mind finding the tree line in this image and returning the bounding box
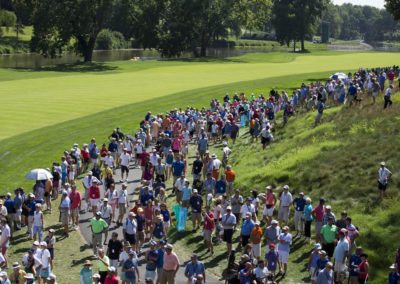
[0,0,399,61]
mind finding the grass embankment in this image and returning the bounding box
[1,51,399,282]
[0,26,32,54]
[171,97,400,284]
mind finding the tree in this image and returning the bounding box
[272,0,326,51]
[0,9,16,36]
[31,0,114,62]
[385,0,400,20]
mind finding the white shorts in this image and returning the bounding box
[278,250,289,264]
[310,267,316,281]
[334,261,347,273]
[263,206,274,217]
[90,198,100,207]
[252,243,261,258]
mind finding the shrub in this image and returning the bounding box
[95,29,128,50]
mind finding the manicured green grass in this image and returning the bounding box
[1,51,400,141]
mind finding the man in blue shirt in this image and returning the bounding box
[123,250,139,284]
[347,83,357,107]
[184,254,206,283]
[172,159,185,184]
[189,189,203,232]
[139,187,154,207]
[215,175,227,197]
[13,188,23,230]
[240,213,255,247]
[4,193,15,232]
[292,192,306,237]
[156,241,165,283]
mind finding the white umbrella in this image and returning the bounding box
[25,169,53,180]
[330,72,348,81]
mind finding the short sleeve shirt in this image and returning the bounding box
[320,224,337,243]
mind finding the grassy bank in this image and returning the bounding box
[169,96,400,283]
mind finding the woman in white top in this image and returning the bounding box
[32,204,44,242]
[105,185,118,222]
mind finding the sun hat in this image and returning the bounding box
[165,244,173,250]
[0,271,7,277]
[93,273,101,279]
[33,241,40,246]
[96,211,102,216]
[103,198,108,202]
[380,161,386,166]
[283,185,289,190]
[12,262,20,268]
[314,243,322,250]
[271,220,278,225]
[108,266,116,272]
[226,206,232,210]
[40,241,47,247]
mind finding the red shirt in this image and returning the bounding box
[69,191,81,209]
[203,211,215,230]
[89,185,100,199]
[312,205,325,222]
[104,275,119,284]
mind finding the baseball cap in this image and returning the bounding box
[314,243,322,250]
[271,220,278,225]
[96,211,102,216]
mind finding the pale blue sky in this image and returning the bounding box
[333,0,385,9]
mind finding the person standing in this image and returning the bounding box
[357,254,369,284]
[59,191,71,237]
[145,241,159,281]
[278,185,293,226]
[82,171,96,212]
[32,204,44,242]
[303,198,313,242]
[202,206,214,255]
[316,262,333,284]
[0,219,11,269]
[120,148,131,183]
[107,232,122,269]
[40,241,53,282]
[378,161,392,199]
[230,189,243,229]
[312,198,326,242]
[277,226,292,277]
[184,254,205,284]
[224,165,236,196]
[240,213,255,248]
[96,249,110,284]
[13,188,23,231]
[189,189,203,232]
[69,185,82,230]
[90,212,108,255]
[293,192,306,238]
[333,229,349,283]
[263,186,277,226]
[221,206,236,256]
[116,184,129,226]
[384,84,394,109]
[320,217,337,258]
[123,212,137,246]
[99,198,113,244]
[160,244,180,284]
[250,221,263,261]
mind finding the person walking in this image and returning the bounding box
[378,161,392,199]
[69,185,81,230]
[333,229,349,283]
[184,254,205,284]
[293,192,306,237]
[122,212,137,246]
[99,198,113,244]
[277,226,292,277]
[384,84,394,109]
[262,186,277,226]
[160,244,180,284]
[202,206,214,255]
[316,262,333,284]
[90,212,108,255]
[221,206,236,256]
[107,232,122,269]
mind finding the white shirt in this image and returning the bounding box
[82,175,97,189]
[223,147,231,158]
[123,141,132,152]
[99,204,112,219]
[0,206,7,217]
[118,189,128,204]
[41,248,51,268]
[33,211,43,227]
[240,203,255,219]
[103,156,114,167]
[150,154,160,167]
[135,144,144,154]
[378,167,392,184]
[33,248,43,268]
[212,159,222,170]
[0,224,10,247]
[174,178,188,192]
[280,192,293,207]
[120,153,131,167]
[254,266,269,279]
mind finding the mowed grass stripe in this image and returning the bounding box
[0,70,334,191]
[1,52,400,140]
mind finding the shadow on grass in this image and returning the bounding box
[6,62,119,73]
[71,255,93,266]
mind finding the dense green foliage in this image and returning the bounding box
[272,0,326,51]
[30,0,114,62]
[0,9,16,35]
[95,29,127,50]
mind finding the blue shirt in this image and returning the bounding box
[303,204,313,221]
[185,261,205,278]
[241,219,255,236]
[27,200,37,216]
[349,254,361,276]
[172,161,185,177]
[156,249,164,268]
[239,268,252,284]
[140,192,154,207]
[293,197,306,211]
[215,180,226,195]
[153,222,164,239]
[14,195,23,210]
[348,85,357,96]
[4,199,15,214]
[265,251,279,271]
[182,187,192,201]
[190,195,203,213]
[389,272,400,284]
[108,142,118,152]
[123,258,137,280]
[160,209,170,222]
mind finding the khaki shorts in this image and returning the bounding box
[191,212,201,223]
[138,231,145,242]
[71,208,79,218]
[203,229,212,242]
[119,204,127,215]
[61,211,70,225]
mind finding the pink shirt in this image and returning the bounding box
[69,191,81,209]
[312,205,325,222]
[163,252,180,270]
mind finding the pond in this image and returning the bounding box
[0,47,271,69]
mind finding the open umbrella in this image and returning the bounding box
[25,169,53,180]
[330,72,348,81]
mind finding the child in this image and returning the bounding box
[265,243,280,281]
[32,204,44,242]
